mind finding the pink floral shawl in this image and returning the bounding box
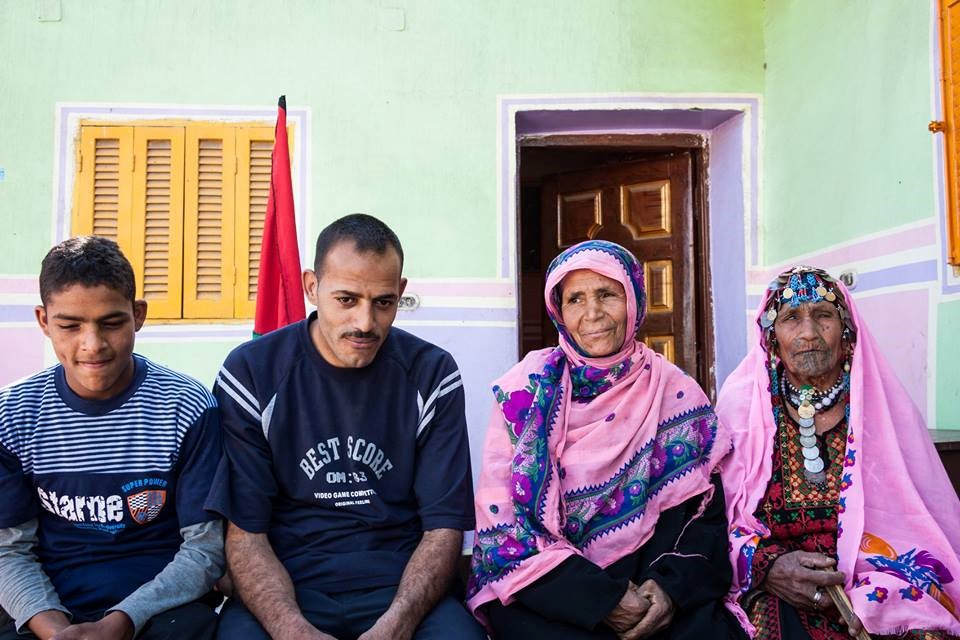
[718,278,960,636]
[466,240,731,621]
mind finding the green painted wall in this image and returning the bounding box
[761,0,934,263]
[0,0,763,278]
[937,299,960,428]
[135,340,239,389]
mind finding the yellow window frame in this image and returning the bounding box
[941,0,960,264]
[72,120,289,322]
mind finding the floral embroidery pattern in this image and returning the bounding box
[844,449,856,467]
[854,575,871,588]
[561,407,718,548]
[737,541,758,593]
[470,350,566,597]
[496,351,565,520]
[569,358,632,403]
[468,523,539,595]
[901,586,924,601]
[861,532,958,617]
[472,361,717,594]
[498,388,534,439]
[840,473,853,492]
[867,587,889,603]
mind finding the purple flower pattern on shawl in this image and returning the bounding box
[569,359,633,404]
[500,389,534,437]
[867,587,889,603]
[471,350,566,593]
[561,409,718,548]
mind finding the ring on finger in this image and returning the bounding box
[813,589,823,608]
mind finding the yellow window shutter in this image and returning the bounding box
[74,126,134,258]
[183,125,236,319]
[130,127,185,319]
[943,0,960,264]
[234,126,275,319]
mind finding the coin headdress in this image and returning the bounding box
[759,266,857,353]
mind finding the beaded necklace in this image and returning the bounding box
[779,370,850,485]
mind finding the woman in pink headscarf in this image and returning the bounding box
[467,240,744,639]
[718,266,960,639]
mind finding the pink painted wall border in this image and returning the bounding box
[747,221,938,285]
[0,277,513,301]
[405,280,514,297]
[0,278,38,294]
[746,261,939,311]
[0,326,46,387]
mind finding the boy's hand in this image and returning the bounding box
[51,611,133,640]
[26,610,70,640]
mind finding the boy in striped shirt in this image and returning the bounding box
[0,237,224,640]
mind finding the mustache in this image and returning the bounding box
[341,330,380,341]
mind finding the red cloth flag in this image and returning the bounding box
[254,95,306,336]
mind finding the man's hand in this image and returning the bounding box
[226,523,338,640]
[618,579,674,640]
[214,570,235,598]
[281,619,339,640]
[604,582,650,634]
[763,551,845,613]
[356,529,461,640]
[356,608,414,640]
[49,611,133,640]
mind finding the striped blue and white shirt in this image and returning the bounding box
[0,355,221,620]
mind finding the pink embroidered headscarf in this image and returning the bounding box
[718,266,960,636]
[467,240,731,622]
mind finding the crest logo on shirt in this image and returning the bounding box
[126,490,166,524]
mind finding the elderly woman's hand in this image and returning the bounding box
[618,579,674,639]
[605,581,650,634]
[764,551,845,613]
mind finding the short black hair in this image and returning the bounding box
[313,213,404,275]
[39,236,136,305]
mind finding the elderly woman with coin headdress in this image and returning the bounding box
[717,266,960,639]
[466,240,745,640]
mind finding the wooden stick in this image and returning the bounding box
[824,584,872,640]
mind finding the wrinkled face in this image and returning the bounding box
[303,241,407,368]
[35,284,146,400]
[559,269,628,357]
[773,300,845,381]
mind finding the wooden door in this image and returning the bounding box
[528,154,699,376]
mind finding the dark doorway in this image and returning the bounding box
[517,134,715,393]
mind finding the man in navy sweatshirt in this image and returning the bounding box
[208,214,484,640]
